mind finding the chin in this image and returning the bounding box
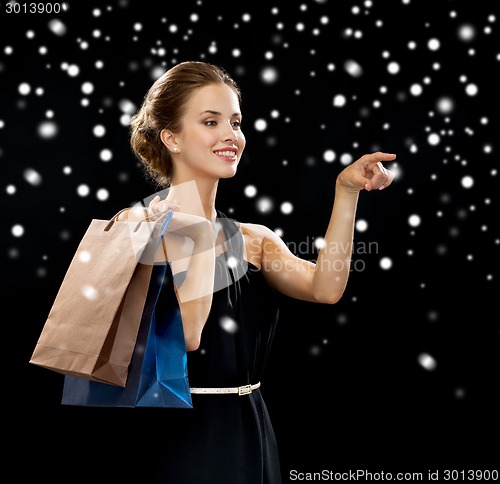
[220,167,238,179]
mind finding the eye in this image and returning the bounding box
[231,120,242,128]
[204,120,217,127]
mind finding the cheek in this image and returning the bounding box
[189,132,217,151]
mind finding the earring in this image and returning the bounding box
[173,147,178,153]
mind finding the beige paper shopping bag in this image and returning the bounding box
[29,208,172,387]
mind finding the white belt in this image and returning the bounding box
[190,382,261,396]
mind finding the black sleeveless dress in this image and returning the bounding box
[150,211,282,484]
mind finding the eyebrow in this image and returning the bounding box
[200,110,242,117]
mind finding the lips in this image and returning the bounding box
[213,149,238,162]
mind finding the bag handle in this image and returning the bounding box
[104,207,173,233]
[104,207,140,231]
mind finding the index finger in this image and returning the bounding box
[362,151,397,169]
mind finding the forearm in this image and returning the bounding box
[176,245,215,303]
[312,181,359,303]
[173,233,215,351]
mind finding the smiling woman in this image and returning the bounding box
[158,83,245,185]
[89,60,395,483]
[129,61,245,189]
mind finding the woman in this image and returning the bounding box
[127,60,395,483]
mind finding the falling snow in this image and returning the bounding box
[2,0,498,470]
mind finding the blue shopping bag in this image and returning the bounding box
[61,259,193,409]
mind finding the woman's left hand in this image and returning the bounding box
[337,151,396,192]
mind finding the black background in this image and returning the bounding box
[1,0,499,481]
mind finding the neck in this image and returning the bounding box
[167,178,218,221]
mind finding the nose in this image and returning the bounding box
[222,124,238,143]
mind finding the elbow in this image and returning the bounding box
[313,289,344,305]
[179,305,211,352]
[184,335,201,352]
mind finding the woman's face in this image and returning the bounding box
[173,83,246,182]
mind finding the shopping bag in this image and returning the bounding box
[29,207,173,387]
[61,262,193,408]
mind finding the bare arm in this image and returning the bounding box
[244,151,396,304]
[162,214,215,352]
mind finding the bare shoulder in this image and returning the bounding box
[240,221,288,250]
[239,221,274,238]
[238,222,281,269]
[239,221,285,246]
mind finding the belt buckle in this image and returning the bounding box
[238,384,252,396]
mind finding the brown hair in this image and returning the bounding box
[129,61,241,187]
